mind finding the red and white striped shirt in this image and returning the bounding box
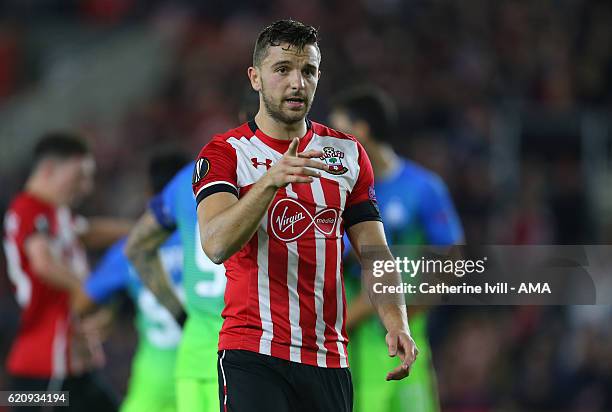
[3,193,91,378]
[193,120,379,368]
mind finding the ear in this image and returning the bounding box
[248,66,261,92]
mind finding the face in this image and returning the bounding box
[48,155,95,206]
[249,43,321,125]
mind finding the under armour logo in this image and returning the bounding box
[251,158,272,170]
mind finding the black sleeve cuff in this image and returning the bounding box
[195,183,239,207]
[148,194,177,231]
[344,200,382,228]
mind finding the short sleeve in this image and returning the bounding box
[418,176,464,245]
[7,203,52,245]
[149,165,190,231]
[343,141,382,228]
[84,239,130,304]
[192,138,238,207]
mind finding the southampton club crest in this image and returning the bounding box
[320,147,348,175]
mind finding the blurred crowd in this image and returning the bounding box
[1,1,612,411]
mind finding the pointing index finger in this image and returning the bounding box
[286,137,300,157]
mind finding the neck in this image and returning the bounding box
[364,140,399,179]
[254,110,307,140]
[25,175,61,206]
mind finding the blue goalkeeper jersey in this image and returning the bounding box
[148,163,226,319]
[148,162,226,380]
[345,157,462,256]
[376,158,463,246]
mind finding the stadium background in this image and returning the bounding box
[0,1,611,411]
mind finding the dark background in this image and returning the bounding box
[1,1,611,411]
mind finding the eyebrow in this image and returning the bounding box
[271,60,318,71]
[271,60,293,68]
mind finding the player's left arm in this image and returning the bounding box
[125,168,187,326]
[78,217,134,249]
[124,210,186,326]
[344,140,417,380]
[347,220,419,381]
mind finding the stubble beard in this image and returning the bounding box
[261,85,313,126]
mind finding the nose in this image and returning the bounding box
[289,69,305,90]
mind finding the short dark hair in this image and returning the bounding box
[33,132,90,164]
[253,19,320,67]
[149,150,190,194]
[331,87,398,141]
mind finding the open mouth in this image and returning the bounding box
[285,97,306,107]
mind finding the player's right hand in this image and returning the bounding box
[263,137,329,188]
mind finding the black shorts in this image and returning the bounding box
[217,349,353,412]
[8,372,119,412]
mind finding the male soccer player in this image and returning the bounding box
[330,87,464,412]
[193,20,418,412]
[125,162,226,411]
[72,152,189,412]
[3,132,129,411]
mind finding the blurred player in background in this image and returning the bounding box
[330,87,463,412]
[125,159,226,411]
[71,151,189,412]
[120,87,261,412]
[3,132,131,411]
